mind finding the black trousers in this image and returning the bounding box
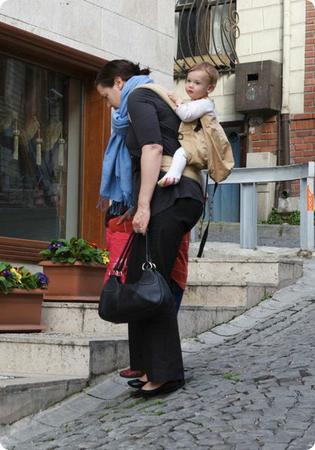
[126,198,203,382]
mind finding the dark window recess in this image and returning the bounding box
[0,56,71,240]
[175,0,240,77]
[248,73,259,81]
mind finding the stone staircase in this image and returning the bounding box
[0,244,304,424]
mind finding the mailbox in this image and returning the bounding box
[235,60,282,114]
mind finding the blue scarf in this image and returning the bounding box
[99,74,153,208]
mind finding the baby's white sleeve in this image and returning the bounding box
[175,98,216,122]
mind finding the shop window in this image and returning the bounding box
[0,56,81,241]
[174,0,240,77]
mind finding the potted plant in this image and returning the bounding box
[39,237,109,301]
[0,262,48,332]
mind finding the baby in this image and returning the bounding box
[158,62,219,187]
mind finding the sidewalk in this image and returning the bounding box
[1,256,315,450]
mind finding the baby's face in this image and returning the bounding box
[185,70,213,100]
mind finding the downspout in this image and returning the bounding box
[279,0,291,197]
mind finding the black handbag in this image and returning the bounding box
[98,232,174,323]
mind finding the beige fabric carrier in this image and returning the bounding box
[139,84,235,183]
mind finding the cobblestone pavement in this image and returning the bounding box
[2,260,315,450]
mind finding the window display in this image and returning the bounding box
[0,57,73,240]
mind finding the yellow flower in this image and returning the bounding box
[10,268,22,283]
[101,252,110,265]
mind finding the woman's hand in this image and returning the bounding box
[132,206,150,235]
[134,143,162,234]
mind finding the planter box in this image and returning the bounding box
[0,289,45,332]
[40,261,106,302]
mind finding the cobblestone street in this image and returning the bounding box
[2,260,315,450]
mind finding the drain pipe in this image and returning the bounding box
[279,0,291,198]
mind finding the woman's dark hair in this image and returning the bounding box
[95,59,151,87]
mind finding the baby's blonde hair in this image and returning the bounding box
[187,62,219,87]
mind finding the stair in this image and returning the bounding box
[187,256,303,288]
[42,302,127,336]
[0,244,304,424]
[1,252,303,379]
[0,333,128,378]
[181,253,302,333]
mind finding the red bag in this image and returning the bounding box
[104,217,189,289]
[103,218,133,284]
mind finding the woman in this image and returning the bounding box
[96,60,203,397]
[96,61,153,286]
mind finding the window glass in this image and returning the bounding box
[0,56,79,240]
[209,3,236,56]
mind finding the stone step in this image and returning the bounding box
[42,302,127,336]
[0,304,241,385]
[0,333,129,379]
[188,256,302,287]
[41,301,243,340]
[0,374,87,426]
[178,305,244,339]
[183,281,277,309]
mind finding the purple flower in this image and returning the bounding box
[48,241,66,251]
[1,269,12,278]
[36,272,48,287]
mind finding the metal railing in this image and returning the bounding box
[174,0,240,76]
[199,162,315,251]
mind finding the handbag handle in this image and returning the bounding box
[113,232,136,273]
[143,232,156,270]
[112,231,155,275]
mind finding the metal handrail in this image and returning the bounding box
[201,162,315,251]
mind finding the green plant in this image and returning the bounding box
[223,371,241,382]
[263,208,284,225]
[0,262,48,294]
[286,210,300,225]
[39,237,109,265]
[262,208,315,226]
[260,290,273,302]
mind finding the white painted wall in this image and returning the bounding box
[0,0,175,87]
[175,0,306,122]
[0,0,307,117]
[238,0,306,115]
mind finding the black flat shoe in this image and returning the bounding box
[140,379,185,397]
[127,379,147,389]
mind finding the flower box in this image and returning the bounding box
[0,262,47,332]
[40,261,106,302]
[39,238,109,302]
[0,289,45,332]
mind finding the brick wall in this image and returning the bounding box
[250,117,278,155]
[291,1,315,168]
[291,114,315,165]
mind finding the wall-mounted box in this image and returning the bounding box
[235,60,282,114]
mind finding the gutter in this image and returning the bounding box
[279,0,291,197]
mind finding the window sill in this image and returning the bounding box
[174,54,231,77]
[0,237,48,264]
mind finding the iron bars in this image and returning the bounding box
[175,0,240,78]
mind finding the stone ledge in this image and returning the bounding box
[0,374,87,425]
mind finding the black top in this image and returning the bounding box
[126,88,203,216]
